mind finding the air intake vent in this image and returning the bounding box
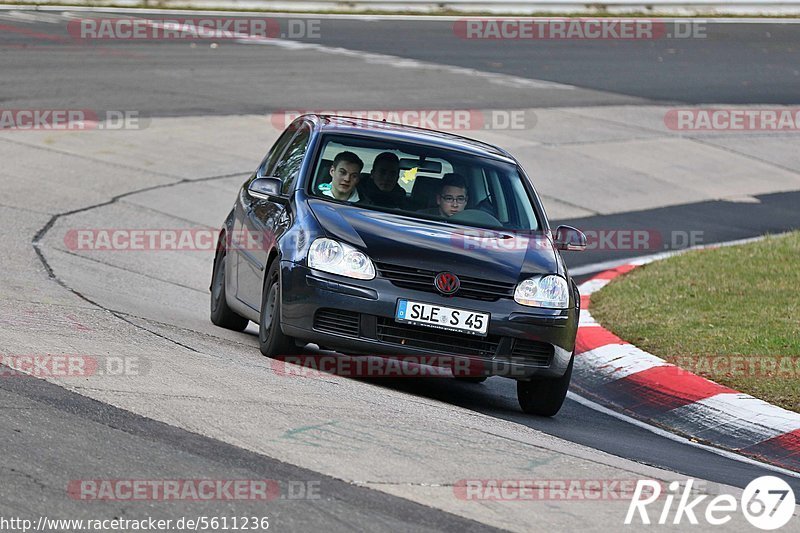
[510,339,554,367]
[376,317,500,357]
[313,309,360,337]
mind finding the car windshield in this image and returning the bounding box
[309,133,540,231]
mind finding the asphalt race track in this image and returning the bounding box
[1,8,800,532]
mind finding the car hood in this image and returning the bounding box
[307,199,558,283]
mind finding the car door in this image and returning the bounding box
[230,126,297,304]
[236,124,311,310]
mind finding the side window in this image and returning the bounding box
[273,126,311,194]
[261,124,300,178]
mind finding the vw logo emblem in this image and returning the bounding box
[434,272,460,295]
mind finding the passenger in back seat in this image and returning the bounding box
[357,152,407,209]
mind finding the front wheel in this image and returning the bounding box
[258,260,298,357]
[210,247,249,332]
[517,356,573,417]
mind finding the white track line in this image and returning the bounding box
[0,9,66,23]
[236,37,577,90]
[2,6,800,22]
[129,16,577,90]
[568,392,800,479]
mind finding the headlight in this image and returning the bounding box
[307,238,375,280]
[514,275,570,309]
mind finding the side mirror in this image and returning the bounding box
[248,177,287,204]
[554,225,587,251]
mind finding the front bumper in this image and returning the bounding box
[280,262,578,379]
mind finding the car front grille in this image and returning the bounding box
[510,339,554,367]
[313,309,360,337]
[375,262,515,301]
[312,309,553,368]
[375,317,500,357]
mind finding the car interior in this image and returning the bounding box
[309,137,539,231]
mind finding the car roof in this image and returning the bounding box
[302,114,517,164]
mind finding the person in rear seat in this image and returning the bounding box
[357,152,407,209]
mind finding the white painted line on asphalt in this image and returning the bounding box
[120,15,573,90]
[236,36,577,90]
[4,6,800,23]
[567,391,800,479]
[0,9,66,23]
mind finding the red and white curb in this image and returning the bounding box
[573,256,800,473]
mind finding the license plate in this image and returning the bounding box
[395,299,489,337]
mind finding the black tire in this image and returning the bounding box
[210,247,249,332]
[517,356,573,417]
[455,377,487,384]
[258,260,298,357]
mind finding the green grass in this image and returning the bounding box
[591,232,800,412]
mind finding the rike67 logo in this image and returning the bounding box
[626,477,796,530]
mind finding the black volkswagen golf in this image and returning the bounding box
[210,115,587,416]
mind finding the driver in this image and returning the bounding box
[420,173,469,218]
[323,151,364,202]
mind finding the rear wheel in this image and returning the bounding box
[517,356,573,417]
[210,246,249,332]
[259,260,298,357]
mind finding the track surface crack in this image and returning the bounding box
[30,170,250,355]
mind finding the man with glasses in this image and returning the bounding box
[420,172,469,218]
